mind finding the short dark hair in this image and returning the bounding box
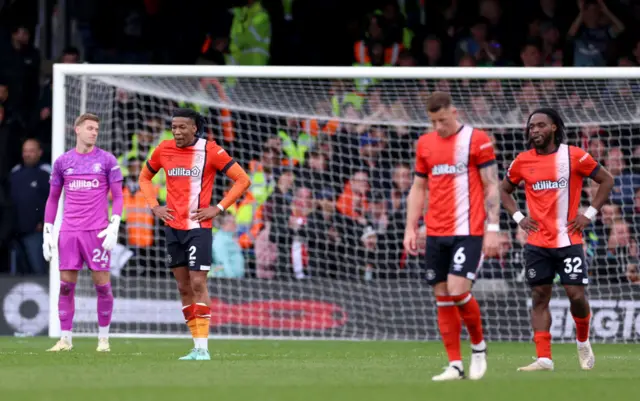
[526,107,566,147]
[62,46,80,57]
[426,91,453,113]
[173,108,205,135]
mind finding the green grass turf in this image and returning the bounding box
[0,338,638,401]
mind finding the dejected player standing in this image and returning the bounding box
[404,92,502,381]
[43,113,124,352]
[139,108,250,361]
[500,108,614,371]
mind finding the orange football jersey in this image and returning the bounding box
[506,144,599,248]
[414,125,496,236]
[147,138,234,230]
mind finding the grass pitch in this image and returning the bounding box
[0,338,637,401]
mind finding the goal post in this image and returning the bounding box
[49,64,640,342]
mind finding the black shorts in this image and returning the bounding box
[424,236,483,285]
[523,244,588,286]
[165,227,212,272]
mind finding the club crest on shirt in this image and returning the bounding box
[63,168,74,175]
[92,163,102,173]
[557,163,568,175]
[195,154,204,164]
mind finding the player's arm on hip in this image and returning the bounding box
[587,164,615,210]
[217,163,251,210]
[500,157,522,217]
[139,163,160,209]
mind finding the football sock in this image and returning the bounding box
[572,312,591,343]
[452,292,485,349]
[182,304,197,346]
[436,295,462,363]
[193,303,211,351]
[534,331,552,360]
[59,281,76,339]
[95,283,113,338]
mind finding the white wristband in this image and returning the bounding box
[216,204,225,212]
[583,206,598,220]
[486,223,500,232]
[512,211,525,224]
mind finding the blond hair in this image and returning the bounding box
[74,113,99,127]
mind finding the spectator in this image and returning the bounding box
[604,218,637,283]
[0,176,12,273]
[456,17,501,66]
[9,138,50,275]
[0,103,22,177]
[605,147,640,215]
[210,213,245,279]
[61,46,81,63]
[0,23,40,122]
[568,0,625,66]
[418,35,446,66]
[229,0,271,66]
[539,21,561,66]
[520,40,542,66]
[336,168,369,221]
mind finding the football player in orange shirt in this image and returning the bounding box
[139,108,250,360]
[404,92,501,381]
[500,108,614,372]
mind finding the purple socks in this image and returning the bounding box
[95,283,114,330]
[58,281,76,331]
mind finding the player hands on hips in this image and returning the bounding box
[404,92,501,381]
[500,108,614,372]
[43,113,124,353]
[139,108,250,361]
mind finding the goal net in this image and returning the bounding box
[48,65,640,342]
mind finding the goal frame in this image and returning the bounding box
[50,64,640,338]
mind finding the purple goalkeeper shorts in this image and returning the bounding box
[58,230,110,271]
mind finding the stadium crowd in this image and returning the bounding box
[1,0,640,285]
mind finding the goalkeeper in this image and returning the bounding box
[139,109,250,360]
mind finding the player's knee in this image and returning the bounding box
[564,286,586,304]
[60,282,74,296]
[446,276,471,296]
[531,287,551,309]
[176,281,192,298]
[189,276,207,296]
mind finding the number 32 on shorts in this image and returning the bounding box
[563,256,583,274]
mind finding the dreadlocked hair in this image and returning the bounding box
[525,107,566,148]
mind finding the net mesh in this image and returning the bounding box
[61,73,640,342]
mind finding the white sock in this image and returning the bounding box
[98,325,110,339]
[471,340,487,352]
[61,330,72,343]
[449,360,463,370]
[194,337,208,350]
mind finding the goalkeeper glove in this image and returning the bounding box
[98,215,121,251]
[42,223,55,262]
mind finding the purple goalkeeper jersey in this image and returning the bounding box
[50,147,123,232]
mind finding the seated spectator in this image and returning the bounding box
[210,213,245,279]
[456,17,502,66]
[418,35,446,66]
[568,0,624,67]
[604,218,638,283]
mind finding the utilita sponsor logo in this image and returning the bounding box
[167,167,201,177]
[528,299,640,340]
[431,163,467,176]
[68,179,99,190]
[532,178,567,191]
